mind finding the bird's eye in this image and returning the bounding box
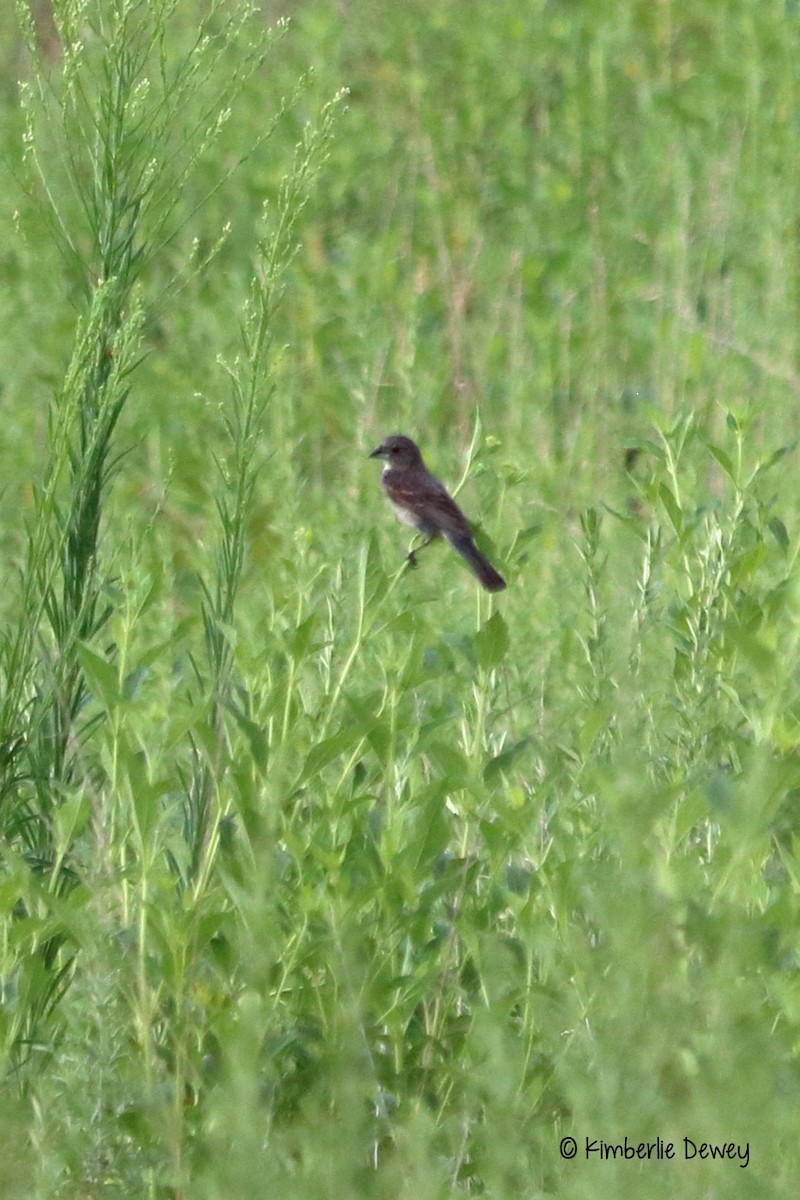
[390,446,399,454]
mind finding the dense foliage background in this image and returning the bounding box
[1,1,799,1196]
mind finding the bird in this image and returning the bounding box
[369,434,507,592]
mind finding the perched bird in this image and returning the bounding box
[369,434,507,592]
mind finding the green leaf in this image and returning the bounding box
[409,788,451,872]
[474,611,510,671]
[76,642,121,709]
[228,702,269,773]
[707,443,735,481]
[483,736,534,783]
[755,441,797,476]
[623,437,664,463]
[53,791,90,852]
[285,614,317,659]
[510,523,543,552]
[297,726,365,785]
[424,740,471,786]
[768,516,789,552]
[658,483,682,534]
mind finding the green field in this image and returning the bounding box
[1,1,799,1196]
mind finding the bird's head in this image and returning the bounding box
[369,434,424,471]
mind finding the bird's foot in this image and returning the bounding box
[405,536,434,570]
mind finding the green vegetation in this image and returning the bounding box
[0,0,799,1195]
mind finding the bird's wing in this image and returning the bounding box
[383,472,472,536]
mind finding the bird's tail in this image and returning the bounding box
[448,533,507,592]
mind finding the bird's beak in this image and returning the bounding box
[369,444,386,459]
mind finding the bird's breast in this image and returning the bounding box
[391,502,422,529]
